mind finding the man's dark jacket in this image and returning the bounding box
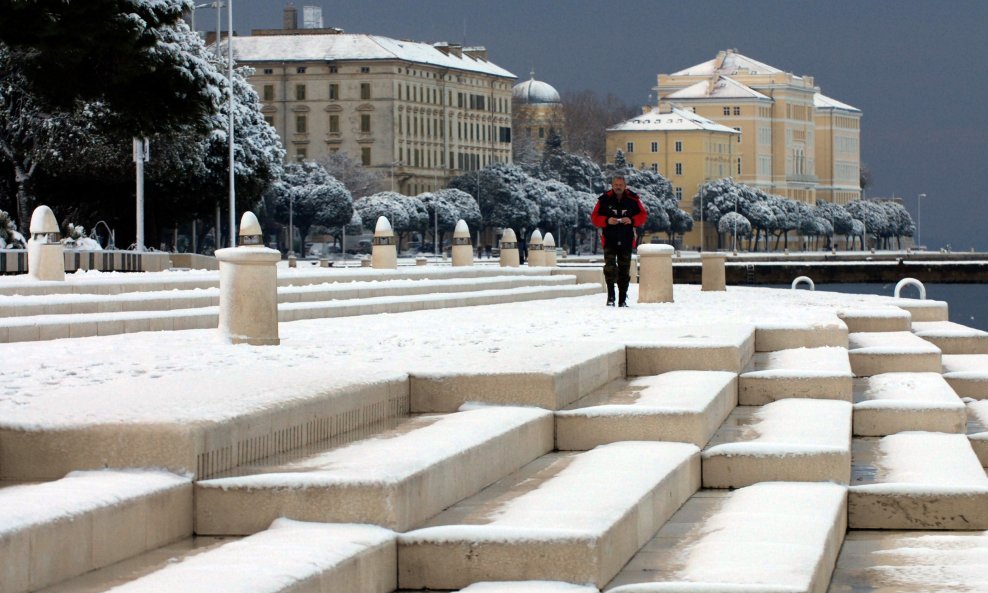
[591,189,648,250]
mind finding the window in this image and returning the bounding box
[675,141,683,153]
[328,84,339,100]
[360,66,370,73]
[296,147,307,162]
[675,187,683,200]
[361,147,371,166]
[626,142,634,153]
[295,115,307,134]
[360,83,371,100]
[296,67,306,74]
[737,158,742,174]
[295,84,306,100]
[650,163,658,172]
[360,114,371,133]
[651,141,658,153]
[734,127,742,142]
[539,127,545,139]
[723,106,731,116]
[263,68,274,75]
[329,65,338,73]
[733,106,741,116]
[499,126,511,143]
[263,85,275,101]
[329,115,339,133]
[675,162,683,175]
[263,115,274,126]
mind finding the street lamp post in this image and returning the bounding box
[917,193,927,250]
[226,0,235,247]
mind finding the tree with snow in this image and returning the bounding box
[266,161,353,253]
[718,212,751,249]
[814,200,854,249]
[449,163,540,238]
[0,208,24,249]
[319,151,385,199]
[354,191,426,245]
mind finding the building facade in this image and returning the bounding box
[227,21,516,195]
[654,49,862,206]
[606,105,739,249]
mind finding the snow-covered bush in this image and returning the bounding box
[0,209,25,249]
[61,222,102,250]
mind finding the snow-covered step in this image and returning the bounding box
[753,315,848,352]
[968,400,988,467]
[409,342,624,412]
[738,347,853,406]
[0,366,408,480]
[0,470,191,593]
[837,307,912,333]
[828,530,988,593]
[849,433,988,529]
[606,482,847,593]
[397,442,700,590]
[847,331,942,376]
[195,407,553,534]
[555,371,736,450]
[912,320,988,354]
[457,583,598,593]
[852,373,966,436]
[701,400,852,488]
[891,297,949,322]
[60,520,396,593]
[941,354,988,399]
[626,323,755,375]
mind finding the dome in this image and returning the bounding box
[512,75,561,105]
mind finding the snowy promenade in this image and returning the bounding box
[0,270,987,592]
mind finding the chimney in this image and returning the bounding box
[434,41,450,56]
[463,46,488,61]
[658,102,674,114]
[447,43,462,58]
[283,4,298,30]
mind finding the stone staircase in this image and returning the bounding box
[2,287,987,593]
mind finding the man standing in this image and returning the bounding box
[591,175,648,306]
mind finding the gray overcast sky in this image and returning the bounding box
[218,0,988,250]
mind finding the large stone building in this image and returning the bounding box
[511,73,565,161]
[653,49,862,206]
[227,11,516,195]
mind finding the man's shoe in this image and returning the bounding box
[618,300,629,308]
[606,297,616,307]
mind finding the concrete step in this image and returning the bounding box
[44,520,396,593]
[555,371,737,450]
[0,366,408,480]
[409,341,624,412]
[702,399,852,488]
[753,314,848,352]
[849,433,988,529]
[0,283,599,343]
[457,583,598,593]
[837,307,912,333]
[195,407,553,533]
[0,470,191,593]
[606,483,847,593]
[968,400,988,467]
[847,331,942,376]
[626,323,755,375]
[827,530,988,593]
[852,373,966,436]
[397,442,700,590]
[941,354,988,399]
[891,297,949,322]
[912,320,988,354]
[739,347,853,406]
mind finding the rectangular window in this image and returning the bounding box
[263,68,274,75]
[626,142,634,153]
[723,106,731,116]
[295,115,307,134]
[296,67,306,74]
[733,106,741,116]
[329,65,338,73]
[650,163,658,172]
[539,127,545,139]
[361,147,371,166]
[329,115,339,133]
[263,84,275,101]
[295,84,306,101]
[263,115,274,126]
[360,114,371,133]
[296,147,307,162]
[651,141,658,153]
[328,83,339,100]
[360,83,371,100]
[737,158,742,175]
[499,126,511,143]
[360,66,370,73]
[675,187,683,200]
[675,162,683,175]
[675,141,683,152]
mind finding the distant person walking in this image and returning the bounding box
[591,175,647,306]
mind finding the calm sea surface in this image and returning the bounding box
[776,283,988,331]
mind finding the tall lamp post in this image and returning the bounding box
[917,193,927,250]
[226,0,236,247]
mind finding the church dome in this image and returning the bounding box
[512,75,561,105]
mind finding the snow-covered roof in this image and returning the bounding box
[672,50,785,77]
[665,76,771,101]
[227,34,516,79]
[814,92,861,113]
[606,106,739,134]
[512,77,561,105]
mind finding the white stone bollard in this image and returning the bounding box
[637,244,675,303]
[701,252,727,291]
[527,229,545,267]
[215,212,281,346]
[451,219,473,267]
[287,255,297,268]
[499,228,519,267]
[27,205,65,281]
[415,256,427,266]
[371,216,397,269]
[543,232,557,267]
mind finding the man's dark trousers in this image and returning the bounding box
[603,246,632,304]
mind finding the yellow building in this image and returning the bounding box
[606,105,738,249]
[227,20,515,195]
[511,73,565,161]
[654,49,862,206]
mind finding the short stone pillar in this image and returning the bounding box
[701,252,727,292]
[637,244,675,303]
[451,219,473,267]
[360,256,371,267]
[287,255,297,268]
[499,228,520,267]
[215,212,281,345]
[415,256,427,266]
[27,205,65,281]
[543,232,557,267]
[371,216,397,269]
[527,229,545,267]
[319,258,330,268]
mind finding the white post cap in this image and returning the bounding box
[454,219,470,237]
[374,216,394,235]
[543,232,555,248]
[29,205,59,234]
[501,228,517,242]
[529,228,543,244]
